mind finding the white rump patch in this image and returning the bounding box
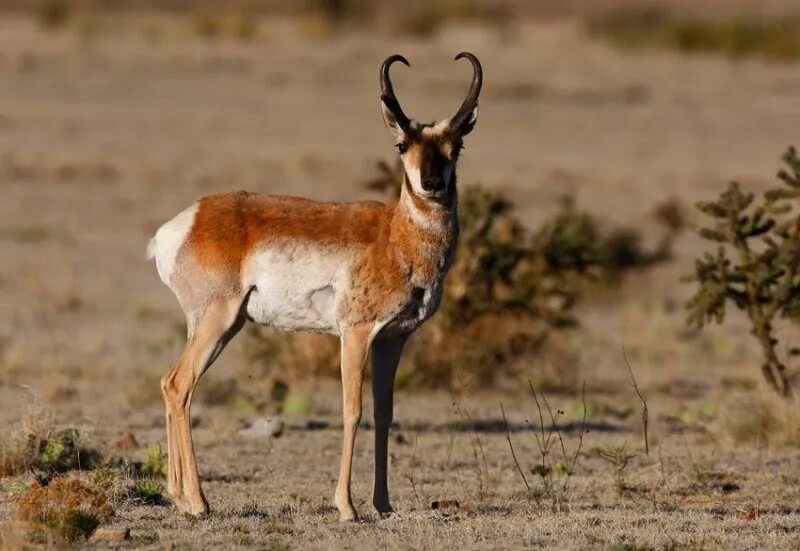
[149,203,198,286]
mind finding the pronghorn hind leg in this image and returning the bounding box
[371,335,406,515]
[334,325,373,522]
[161,296,246,516]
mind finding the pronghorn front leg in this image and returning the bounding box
[371,335,406,516]
[334,325,373,522]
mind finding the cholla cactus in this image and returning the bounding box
[686,146,800,396]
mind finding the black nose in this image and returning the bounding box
[421,178,444,193]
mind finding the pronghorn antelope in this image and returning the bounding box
[148,52,482,521]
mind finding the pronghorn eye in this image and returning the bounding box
[396,142,408,154]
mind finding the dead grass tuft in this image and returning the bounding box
[1,427,102,477]
[0,399,102,477]
[719,391,800,447]
[15,476,114,543]
[0,400,53,477]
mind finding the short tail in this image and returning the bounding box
[146,236,157,260]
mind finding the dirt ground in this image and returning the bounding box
[2,6,800,549]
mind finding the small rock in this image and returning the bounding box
[240,417,284,439]
[92,528,130,541]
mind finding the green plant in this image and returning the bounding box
[686,147,800,396]
[132,480,165,505]
[142,443,167,479]
[594,443,639,493]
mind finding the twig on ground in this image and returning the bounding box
[406,434,422,506]
[622,346,649,455]
[563,382,588,494]
[501,403,531,494]
[528,380,555,476]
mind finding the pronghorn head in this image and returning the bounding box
[380,52,482,204]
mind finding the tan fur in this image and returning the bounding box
[182,188,457,330]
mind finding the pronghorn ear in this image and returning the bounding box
[381,99,405,137]
[454,104,478,136]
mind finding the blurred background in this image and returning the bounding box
[3,1,800,547]
[1,0,800,445]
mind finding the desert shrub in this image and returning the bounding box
[243,161,672,390]
[15,477,113,543]
[390,0,509,37]
[191,11,223,40]
[686,146,800,396]
[590,9,800,61]
[190,11,258,41]
[37,0,70,30]
[230,12,258,41]
[302,0,507,37]
[310,0,371,24]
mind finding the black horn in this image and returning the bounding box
[450,52,482,133]
[380,54,411,131]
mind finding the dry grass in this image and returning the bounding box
[0,398,103,478]
[15,477,113,544]
[299,0,509,37]
[718,390,800,447]
[0,400,53,477]
[0,426,101,478]
[590,8,800,61]
[189,11,259,41]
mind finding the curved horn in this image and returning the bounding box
[380,54,411,131]
[450,52,482,132]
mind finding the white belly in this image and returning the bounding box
[242,245,348,335]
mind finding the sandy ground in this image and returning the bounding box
[1,10,800,549]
